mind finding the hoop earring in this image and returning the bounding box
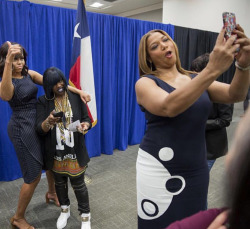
[45,93,55,101]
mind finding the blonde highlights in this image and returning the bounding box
[138,29,193,77]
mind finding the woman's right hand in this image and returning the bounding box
[0,41,21,100]
[206,28,240,77]
[47,111,62,126]
[5,41,21,64]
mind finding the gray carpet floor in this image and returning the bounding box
[0,102,245,229]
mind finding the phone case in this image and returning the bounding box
[222,12,236,40]
[53,111,64,118]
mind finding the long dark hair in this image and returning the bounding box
[43,67,68,100]
[227,110,250,228]
[0,41,29,78]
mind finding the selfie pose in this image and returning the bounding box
[0,41,90,229]
[135,24,250,228]
[36,67,92,229]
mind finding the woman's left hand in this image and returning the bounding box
[77,122,90,133]
[234,24,250,68]
[80,91,91,103]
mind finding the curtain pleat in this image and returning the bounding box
[85,13,174,156]
[0,1,32,181]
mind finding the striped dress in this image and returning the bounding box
[7,75,43,183]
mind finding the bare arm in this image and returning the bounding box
[136,28,239,117]
[28,70,91,103]
[207,71,249,104]
[0,62,14,101]
[0,42,20,101]
[208,25,250,103]
[68,85,91,104]
[136,67,218,117]
[28,70,43,85]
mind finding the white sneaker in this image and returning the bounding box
[57,205,70,229]
[81,213,91,229]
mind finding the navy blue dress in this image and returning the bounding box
[136,75,212,228]
[7,75,43,183]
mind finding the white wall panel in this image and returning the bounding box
[163,0,250,37]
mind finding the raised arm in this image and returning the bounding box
[28,70,43,85]
[208,25,250,103]
[136,28,239,117]
[28,69,91,103]
[0,42,20,101]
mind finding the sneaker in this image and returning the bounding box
[81,213,91,229]
[57,205,70,229]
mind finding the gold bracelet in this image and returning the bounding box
[235,61,250,71]
[45,119,53,129]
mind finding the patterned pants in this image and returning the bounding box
[53,172,90,214]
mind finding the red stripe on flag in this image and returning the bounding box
[69,56,94,123]
[69,56,81,89]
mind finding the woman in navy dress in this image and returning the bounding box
[135,25,250,228]
[0,41,90,229]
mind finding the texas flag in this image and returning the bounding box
[69,0,97,127]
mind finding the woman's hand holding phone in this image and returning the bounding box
[233,24,250,70]
[52,111,64,118]
[47,110,63,126]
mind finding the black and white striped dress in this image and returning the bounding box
[7,75,43,183]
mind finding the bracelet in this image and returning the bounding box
[45,118,53,129]
[235,61,250,71]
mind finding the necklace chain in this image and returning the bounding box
[54,93,73,143]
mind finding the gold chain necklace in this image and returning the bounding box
[55,95,66,113]
[54,93,72,142]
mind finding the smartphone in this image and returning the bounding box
[53,111,64,118]
[222,12,236,40]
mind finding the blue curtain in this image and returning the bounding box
[86,13,174,156]
[0,0,174,181]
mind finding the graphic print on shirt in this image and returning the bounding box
[137,147,186,220]
[56,127,74,150]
